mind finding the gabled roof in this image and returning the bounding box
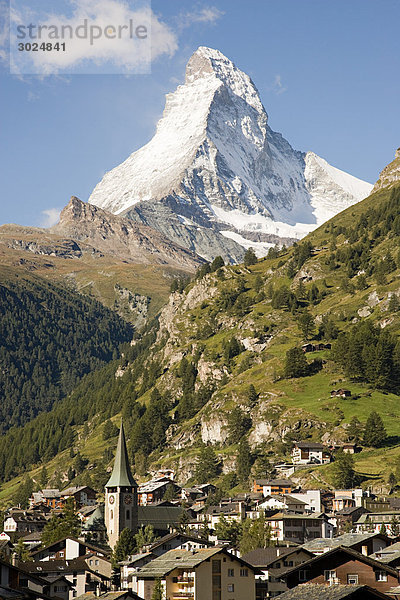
[137,547,258,579]
[30,536,109,557]
[138,506,188,530]
[278,584,390,599]
[60,486,97,496]
[242,546,313,568]
[254,479,293,486]
[303,532,391,551]
[148,531,212,551]
[281,545,398,579]
[105,421,137,489]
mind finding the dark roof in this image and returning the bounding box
[148,532,212,550]
[281,546,398,579]
[30,536,108,557]
[105,421,137,488]
[303,532,391,551]
[138,506,187,529]
[254,479,293,486]
[278,584,389,599]
[336,506,365,515]
[242,546,312,567]
[294,442,324,449]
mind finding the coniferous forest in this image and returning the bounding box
[0,276,133,432]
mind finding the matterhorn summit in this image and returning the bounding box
[89,47,373,261]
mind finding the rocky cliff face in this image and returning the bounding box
[89,46,373,261]
[51,196,203,270]
[372,148,400,193]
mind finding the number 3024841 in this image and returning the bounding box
[18,42,66,51]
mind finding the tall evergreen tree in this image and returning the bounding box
[195,445,220,484]
[363,411,387,448]
[113,528,136,564]
[284,348,309,378]
[237,438,252,484]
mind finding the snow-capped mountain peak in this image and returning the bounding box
[89,46,373,261]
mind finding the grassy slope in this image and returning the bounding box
[2,185,400,506]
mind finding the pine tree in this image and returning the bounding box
[113,528,136,564]
[195,445,220,484]
[391,515,399,536]
[363,411,387,448]
[297,311,315,340]
[332,451,356,488]
[39,466,48,488]
[243,248,258,267]
[135,525,156,552]
[380,522,387,535]
[41,498,80,546]
[239,516,271,554]
[237,438,252,484]
[284,348,309,378]
[347,417,364,444]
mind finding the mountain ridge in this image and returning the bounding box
[89,46,373,260]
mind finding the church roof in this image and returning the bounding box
[105,421,137,488]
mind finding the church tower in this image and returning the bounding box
[105,421,138,549]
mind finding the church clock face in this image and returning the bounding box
[109,495,115,504]
[124,495,132,505]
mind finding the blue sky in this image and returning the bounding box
[0,0,399,226]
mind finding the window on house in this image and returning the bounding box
[324,570,337,581]
[227,584,234,592]
[347,574,359,585]
[95,560,99,566]
[227,569,234,577]
[212,560,221,573]
[283,561,293,567]
[240,569,248,577]
[376,571,388,582]
[299,570,309,582]
[59,552,64,557]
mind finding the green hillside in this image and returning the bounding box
[2,183,400,506]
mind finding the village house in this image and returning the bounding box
[253,479,293,496]
[291,442,331,465]
[330,389,352,398]
[282,546,400,595]
[371,541,400,568]
[3,508,48,535]
[120,533,213,594]
[264,512,333,544]
[203,502,246,530]
[135,546,258,600]
[335,506,369,534]
[257,494,308,514]
[242,546,314,599]
[31,536,109,562]
[60,486,98,508]
[76,591,142,600]
[332,488,368,511]
[302,532,392,557]
[355,511,400,535]
[301,343,331,353]
[289,490,322,513]
[21,556,111,600]
[137,478,181,506]
[30,489,62,509]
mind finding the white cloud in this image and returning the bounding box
[177,6,224,30]
[10,0,178,75]
[271,74,287,95]
[40,208,62,228]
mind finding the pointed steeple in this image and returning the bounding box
[105,420,136,488]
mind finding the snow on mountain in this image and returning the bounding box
[89,46,373,260]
